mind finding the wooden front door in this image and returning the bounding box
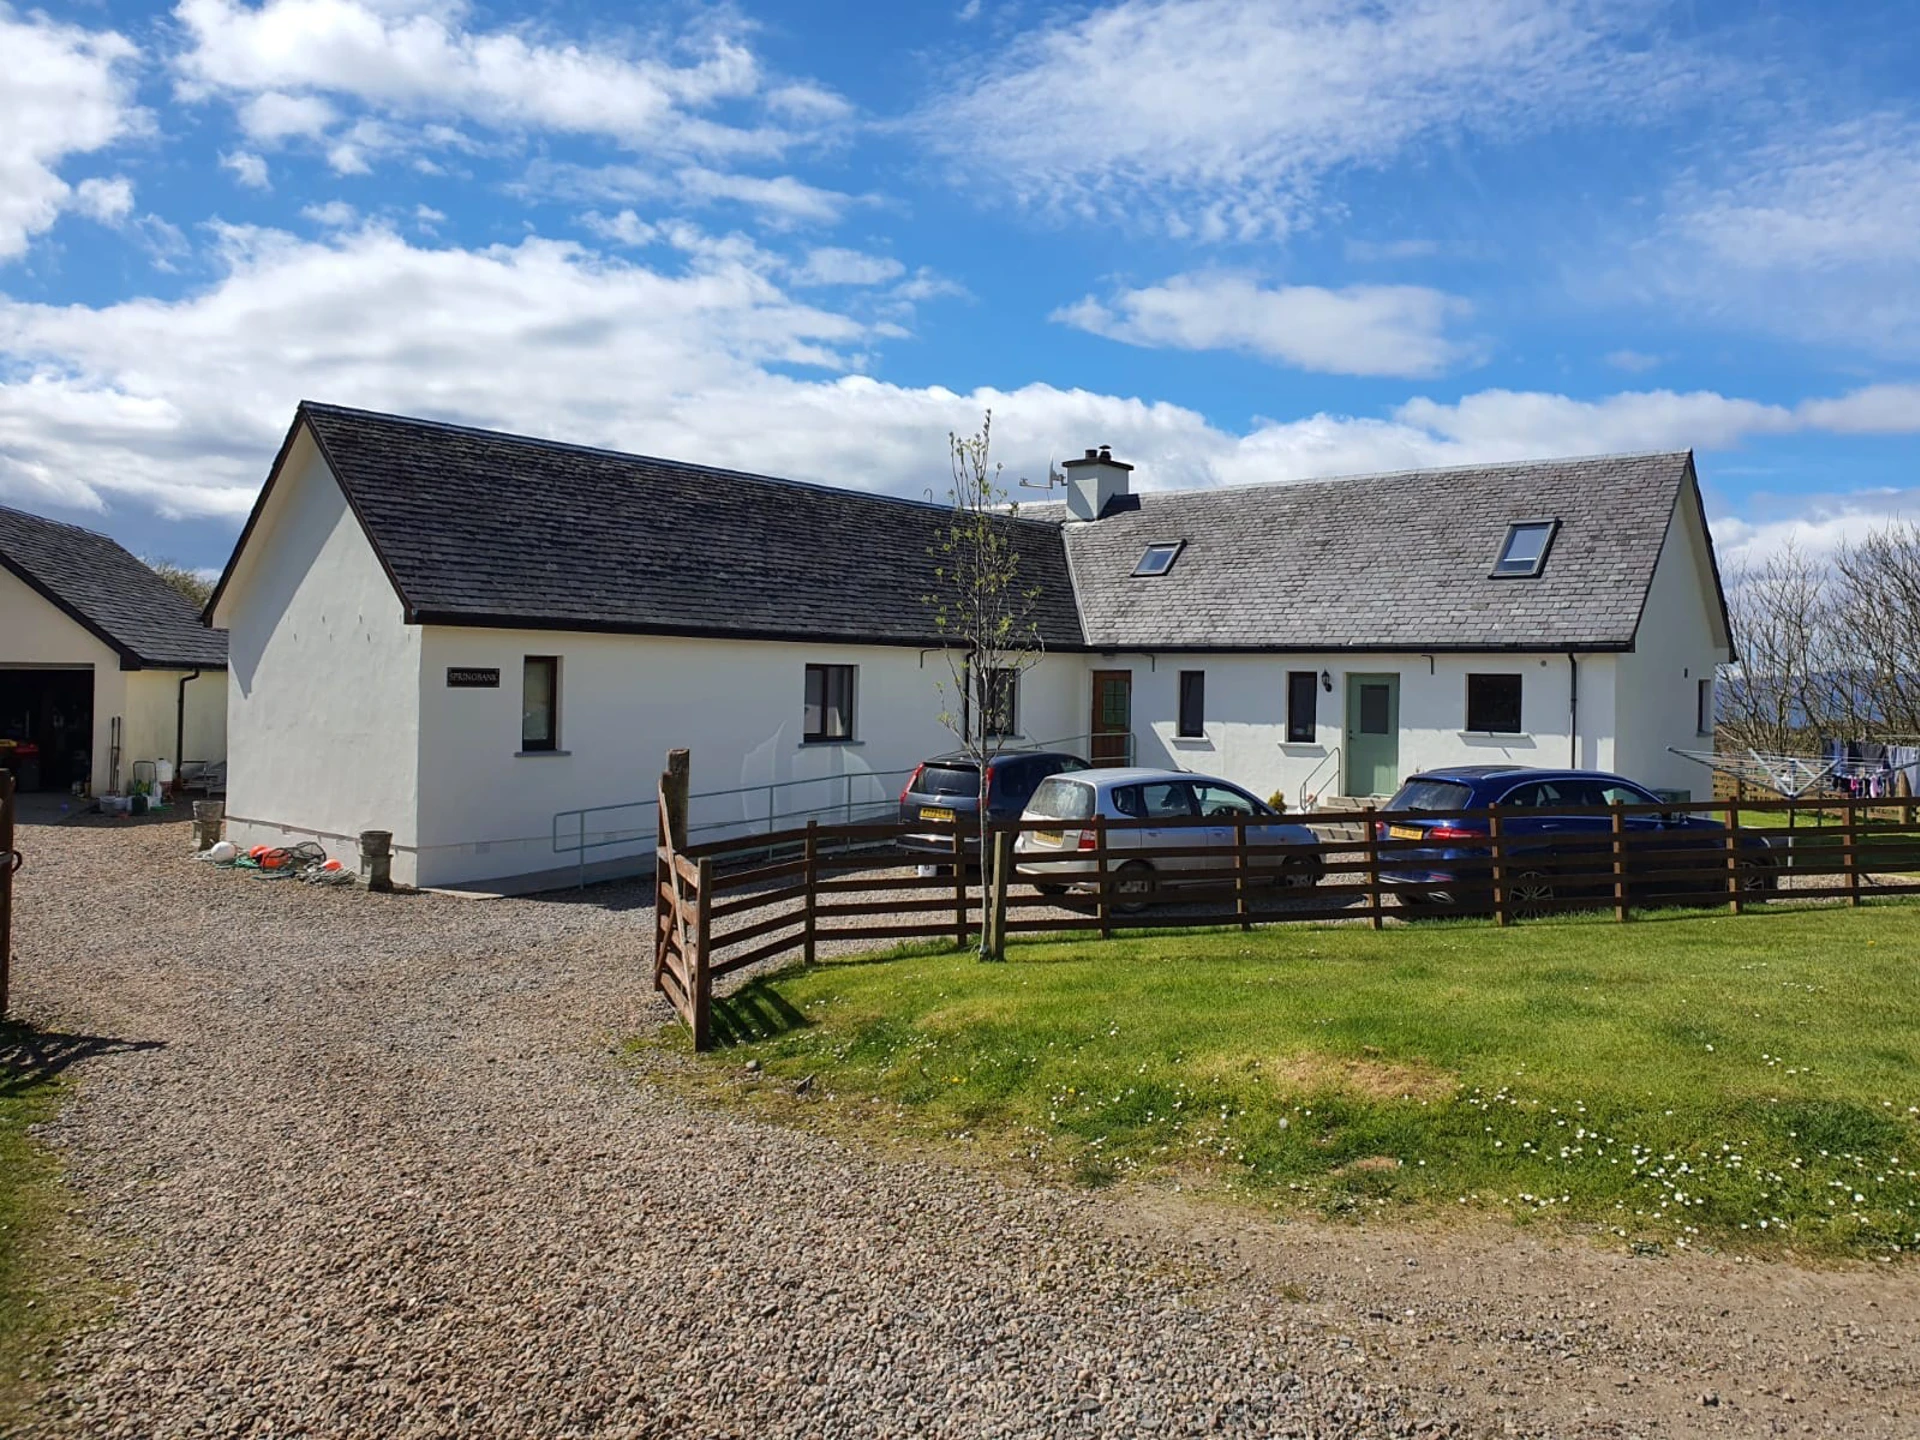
[1090,670,1132,766]
[1344,673,1400,797]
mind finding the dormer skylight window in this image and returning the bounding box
[1491,519,1558,578]
[1133,540,1185,577]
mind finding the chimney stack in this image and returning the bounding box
[1061,445,1132,522]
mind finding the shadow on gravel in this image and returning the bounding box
[708,982,811,1048]
[0,1023,165,1098]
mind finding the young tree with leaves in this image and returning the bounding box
[924,411,1046,960]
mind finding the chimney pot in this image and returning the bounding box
[1084,448,1098,460]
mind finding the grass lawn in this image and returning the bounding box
[661,903,1920,1259]
[1,1022,98,1430]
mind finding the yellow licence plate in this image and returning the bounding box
[1034,830,1063,846]
[1388,825,1425,840]
[920,806,955,823]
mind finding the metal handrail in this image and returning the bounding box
[1298,745,1341,807]
[549,730,1142,888]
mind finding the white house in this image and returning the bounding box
[1,504,227,797]
[206,404,1731,890]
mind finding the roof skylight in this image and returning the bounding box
[1132,540,1184,577]
[1491,519,1558,578]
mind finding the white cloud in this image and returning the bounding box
[793,247,906,287]
[1795,384,1920,434]
[222,149,272,188]
[300,200,357,227]
[72,176,136,226]
[1659,111,1920,352]
[528,160,857,228]
[580,209,658,248]
[237,90,338,142]
[173,0,843,163]
[1711,493,1920,570]
[1055,273,1474,378]
[0,7,143,260]
[1,223,1914,561]
[921,0,1710,237]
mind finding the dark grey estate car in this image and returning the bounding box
[899,750,1091,859]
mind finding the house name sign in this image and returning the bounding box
[446,667,501,689]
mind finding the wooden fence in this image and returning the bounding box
[650,760,1920,1048]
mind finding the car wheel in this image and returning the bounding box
[1279,855,1321,889]
[1509,869,1555,920]
[1112,859,1155,914]
[1740,859,1778,895]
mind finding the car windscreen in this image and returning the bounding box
[916,764,979,797]
[1026,777,1095,822]
[1388,779,1474,813]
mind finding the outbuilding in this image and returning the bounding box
[1,504,228,797]
[207,403,1732,890]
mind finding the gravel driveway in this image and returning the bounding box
[9,814,1919,1439]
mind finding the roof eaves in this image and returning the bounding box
[0,547,142,667]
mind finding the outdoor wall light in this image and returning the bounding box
[1320,670,1333,692]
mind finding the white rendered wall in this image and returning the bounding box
[214,428,422,878]
[1112,651,1610,806]
[412,631,1086,887]
[117,668,228,778]
[1611,502,1730,798]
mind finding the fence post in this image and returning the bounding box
[1094,814,1111,942]
[1,769,14,1020]
[692,856,713,1050]
[1844,799,1862,908]
[989,828,1013,961]
[1611,802,1629,923]
[655,751,691,991]
[1490,809,1510,928]
[1362,805,1382,931]
[1233,814,1251,933]
[803,820,819,966]
[951,826,967,949]
[1725,798,1743,915]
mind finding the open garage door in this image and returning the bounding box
[0,668,94,792]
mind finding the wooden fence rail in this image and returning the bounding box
[1,770,16,1020]
[649,770,1920,1049]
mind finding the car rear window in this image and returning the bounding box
[917,764,979,797]
[1026,777,1095,822]
[1388,779,1474,812]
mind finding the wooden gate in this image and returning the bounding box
[653,749,712,1048]
[1,770,17,1019]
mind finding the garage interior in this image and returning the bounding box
[1,667,95,792]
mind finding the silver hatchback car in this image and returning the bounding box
[1013,767,1322,909]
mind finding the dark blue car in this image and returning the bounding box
[1378,766,1776,915]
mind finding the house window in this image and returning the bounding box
[1697,677,1715,736]
[521,656,559,752]
[1286,670,1318,743]
[981,666,1018,738]
[1177,670,1205,738]
[1491,519,1559,578]
[1133,541,1184,577]
[1466,673,1523,733]
[804,664,856,742]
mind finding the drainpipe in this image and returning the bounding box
[1566,653,1579,768]
[175,669,201,787]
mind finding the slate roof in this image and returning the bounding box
[1046,452,1712,652]
[0,504,228,669]
[258,404,1086,648]
[220,405,1722,656]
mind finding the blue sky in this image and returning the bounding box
[3,0,1917,576]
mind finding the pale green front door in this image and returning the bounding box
[1344,673,1400,797]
